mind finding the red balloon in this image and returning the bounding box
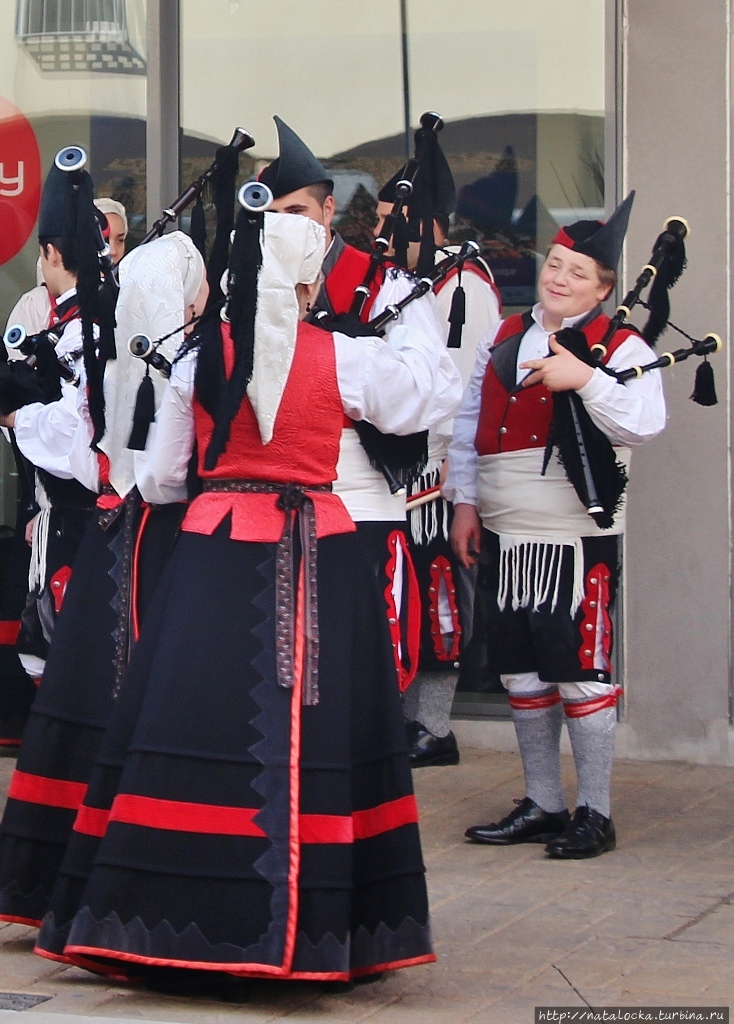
[0,97,41,267]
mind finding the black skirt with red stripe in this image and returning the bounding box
[0,502,184,926]
[0,523,36,747]
[36,523,433,980]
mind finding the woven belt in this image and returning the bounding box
[202,479,332,705]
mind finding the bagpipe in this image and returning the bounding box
[550,215,724,528]
[366,240,480,336]
[3,325,79,385]
[0,146,120,417]
[306,113,447,496]
[141,127,255,245]
[0,323,78,416]
[349,111,444,320]
[123,126,259,441]
[126,180,273,381]
[55,146,118,293]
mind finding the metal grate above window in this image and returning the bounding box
[15,0,146,75]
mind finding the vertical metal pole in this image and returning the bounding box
[146,0,180,232]
[400,0,411,158]
[606,0,625,712]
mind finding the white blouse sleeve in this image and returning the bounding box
[443,321,501,507]
[576,334,667,445]
[333,319,462,436]
[12,319,89,481]
[432,271,502,447]
[134,353,195,505]
[14,381,82,480]
[67,393,100,493]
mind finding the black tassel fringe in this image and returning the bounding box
[447,283,465,348]
[127,371,156,450]
[690,358,718,406]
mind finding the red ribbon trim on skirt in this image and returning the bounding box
[8,770,87,810]
[72,793,420,844]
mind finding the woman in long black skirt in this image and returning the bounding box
[35,207,461,981]
[0,233,208,926]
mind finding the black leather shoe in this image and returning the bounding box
[545,805,616,859]
[465,797,570,845]
[408,724,460,768]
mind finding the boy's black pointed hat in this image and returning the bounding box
[551,191,635,271]
[258,116,333,199]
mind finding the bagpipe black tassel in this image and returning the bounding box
[690,358,718,406]
[191,194,207,261]
[96,278,117,364]
[447,281,466,348]
[642,229,687,347]
[127,369,156,450]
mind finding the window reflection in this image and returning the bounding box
[0,0,147,521]
[181,0,604,310]
[16,0,145,74]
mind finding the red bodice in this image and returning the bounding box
[184,320,355,541]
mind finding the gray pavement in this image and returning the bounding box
[0,748,731,1023]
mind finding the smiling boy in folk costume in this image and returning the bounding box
[262,118,455,694]
[375,135,502,769]
[445,194,667,858]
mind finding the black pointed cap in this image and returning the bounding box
[551,191,635,271]
[38,162,86,238]
[258,116,333,200]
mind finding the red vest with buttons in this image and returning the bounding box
[324,241,385,321]
[475,310,636,456]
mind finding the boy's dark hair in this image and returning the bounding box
[39,236,78,276]
[434,212,450,239]
[305,181,333,206]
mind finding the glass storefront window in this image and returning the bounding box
[0,0,147,523]
[181,0,604,312]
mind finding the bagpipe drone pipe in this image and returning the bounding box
[548,214,723,530]
[125,180,273,452]
[0,324,77,416]
[141,127,256,246]
[54,146,118,294]
[348,111,444,320]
